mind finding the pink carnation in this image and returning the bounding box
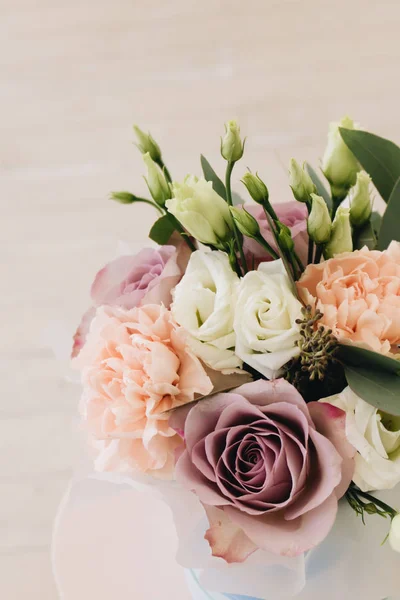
[297,241,400,355]
[171,379,354,561]
[74,304,213,478]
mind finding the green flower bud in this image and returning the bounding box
[143,153,171,206]
[241,172,269,204]
[307,194,332,244]
[221,120,244,163]
[277,222,295,254]
[324,206,353,258]
[322,116,360,199]
[166,175,233,246]
[288,159,316,204]
[230,206,260,238]
[133,124,162,163]
[349,171,373,228]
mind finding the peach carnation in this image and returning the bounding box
[297,241,400,355]
[74,304,213,478]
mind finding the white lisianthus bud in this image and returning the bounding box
[307,194,332,244]
[241,172,269,204]
[143,153,170,206]
[221,120,244,163]
[349,171,373,228]
[288,159,316,204]
[324,206,353,258]
[166,175,233,247]
[230,206,260,238]
[133,125,162,163]
[389,514,400,553]
[322,116,360,199]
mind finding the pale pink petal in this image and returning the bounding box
[203,505,258,563]
[71,307,96,358]
[309,401,355,498]
[224,493,338,557]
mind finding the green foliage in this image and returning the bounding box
[377,177,400,249]
[148,214,176,245]
[200,155,227,200]
[339,128,400,202]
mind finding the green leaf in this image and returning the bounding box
[344,365,400,416]
[371,211,382,236]
[148,214,175,245]
[338,344,400,374]
[306,163,332,210]
[353,221,376,250]
[200,155,227,200]
[377,176,400,250]
[339,129,400,202]
[232,191,245,206]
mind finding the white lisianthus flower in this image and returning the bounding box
[320,386,400,492]
[171,250,241,372]
[389,514,400,552]
[166,176,233,247]
[234,260,303,379]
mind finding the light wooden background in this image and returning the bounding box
[2,0,400,598]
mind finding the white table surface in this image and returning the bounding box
[2,0,400,597]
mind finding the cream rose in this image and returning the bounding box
[321,386,400,491]
[234,260,303,379]
[171,250,241,372]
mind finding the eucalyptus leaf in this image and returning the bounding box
[200,155,227,200]
[338,344,400,374]
[371,211,382,237]
[377,176,400,250]
[148,214,175,245]
[344,365,400,416]
[306,163,332,210]
[232,191,245,206]
[339,128,400,202]
[353,221,376,250]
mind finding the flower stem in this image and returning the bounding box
[307,238,314,265]
[255,235,280,260]
[226,161,248,275]
[314,245,324,264]
[353,488,397,519]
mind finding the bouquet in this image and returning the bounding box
[65,117,400,599]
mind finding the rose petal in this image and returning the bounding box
[203,505,258,563]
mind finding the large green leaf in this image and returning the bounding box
[339,128,400,202]
[338,344,400,374]
[149,214,175,244]
[377,176,400,250]
[353,221,376,250]
[306,163,332,210]
[200,155,227,200]
[344,365,400,416]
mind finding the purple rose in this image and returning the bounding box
[172,379,354,562]
[244,201,309,266]
[72,246,182,357]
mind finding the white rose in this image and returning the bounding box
[321,386,400,492]
[389,514,400,552]
[234,260,302,379]
[171,250,241,372]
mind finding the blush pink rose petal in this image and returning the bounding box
[74,304,213,479]
[297,241,400,355]
[243,202,309,267]
[72,246,182,357]
[172,379,354,560]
